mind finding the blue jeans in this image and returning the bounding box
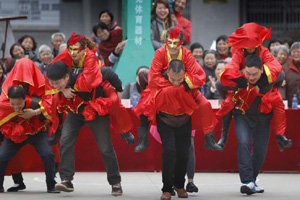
[234,116,270,183]
[0,131,56,189]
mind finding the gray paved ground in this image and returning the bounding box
[1,172,299,200]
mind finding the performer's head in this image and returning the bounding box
[165,26,184,55]
[8,85,26,112]
[47,61,70,92]
[244,55,263,85]
[167,59,185,87]
[67,32,96,62]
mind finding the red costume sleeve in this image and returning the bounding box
[220,46,282,87]
[74,48,103,92]
[149,46,205,90]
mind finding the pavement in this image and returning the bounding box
[1,172,299,200]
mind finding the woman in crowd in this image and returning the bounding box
[151,0,174,50]
[37,45,53,75]
[216,35,231,61]
[205,60,227,99]
[18,35,38,62]
[190,42,204,66]
[202,49,218,84]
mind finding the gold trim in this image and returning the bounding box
[166,48,183,63]
[45,89,59,95]
[263,64,273,84]
[39,101,52,121]
[184,74,195,89]
[0,112,18,126]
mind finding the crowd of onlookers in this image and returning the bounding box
[1,0,299,108]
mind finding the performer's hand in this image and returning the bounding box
[281,80,286,87]
[18,108,36,119]
[62,88,76,99]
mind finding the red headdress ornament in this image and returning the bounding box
[168,26,182,39]
[227,23,271,49]
[165,26,183,48]
[69,31,85,45]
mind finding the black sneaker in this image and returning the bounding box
[47,188,61,193]
[186,182,198,193]
[171,187,176,196]
[111,183,123,196]
[0,186,4,193]
[7,182,26,192]
[55,180,74,192]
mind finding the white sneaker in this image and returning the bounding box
[240,181,258,195]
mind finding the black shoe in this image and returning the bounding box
[120,132,135,145]
[55,180,74,192]
[276,135,292,152]
[186,182,198,193]
[7,182,26,192]
[217,112,232,150]
[111,183,123,196]
[0,186,4,193]
[170,188,176,196]
[204,131,222,151]
[134,127,149,152]
[47,188,61,193]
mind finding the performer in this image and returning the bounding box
[216,22,288,150]
[47,61,123,196]
[156,60,192,200]
[0,58,57,193]
[47,32,135,145]
[219,55,291,194]
[135,26,221,150]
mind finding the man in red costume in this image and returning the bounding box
[145,26,220,150]
[47,32,135,145]
[47,59,123,195]
[217,55,291,195]
[171,0,191,44]
[216,22,290,150]
[0,58,57,193]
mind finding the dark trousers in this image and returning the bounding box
[234,116,270,183]
[0,131,56,189]
[156,117,192,193]
[186,138,195,180]
[59,112,121,185]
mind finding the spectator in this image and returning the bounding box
[171,0,191,44]
[216,35,231,61]
[58,43,67,54]
[37,44,53,75]
[91,9,121,44]
[151,0,174,50]
[205,60,226,99]
[202,49,218,83]
[283,42,300,107]
[272,45,289,99]
[272,45,289,65]
[282,36,293,51]
[4,43,26,67]
[122,66,149,105]
[18,35,38,62]
[190,42,204,66]
[51,32,66,58]
[268,37,282,53]
[92,22,125,67]
[0,61,5,92]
